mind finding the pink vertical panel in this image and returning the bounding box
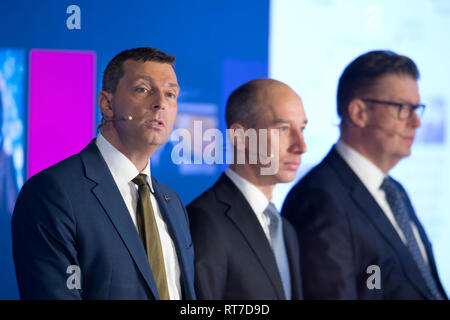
[28,50,96,178]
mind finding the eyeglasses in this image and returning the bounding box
[362,98,426,121]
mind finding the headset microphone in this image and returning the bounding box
[97,115,134,133]
[366,124,403,137]
[107,115,134,121]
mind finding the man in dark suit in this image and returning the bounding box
[188,79,307,299]
[282,50,447,300]
[12,47,196,300]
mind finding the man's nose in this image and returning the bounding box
[409,109,421,128]
[150,90,166,110]
[291,128,307,154]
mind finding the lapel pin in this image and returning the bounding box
[164,195,170,202]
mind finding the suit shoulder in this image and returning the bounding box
[13,155,81,229]
[187,185,223,214]
[284,159,342,208]
[282,168,350,229]
[296,160,338,190]
[20,153,82,192]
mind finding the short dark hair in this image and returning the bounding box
[225,82,261,129]
[102,47,175,93]
[337,50,419,122]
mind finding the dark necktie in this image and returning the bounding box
[263,202,292,299]
[132,174,170,300]
[380,177,443,300]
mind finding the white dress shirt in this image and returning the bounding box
[225,167,274,246]
[96,133,181,299]
[335,140,429,264]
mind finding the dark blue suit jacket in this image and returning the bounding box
[282,147,447,300]
[11,140,196,300]
[187,174,303,300]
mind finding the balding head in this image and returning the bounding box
[225,78,298,129]
[225,78,307,189]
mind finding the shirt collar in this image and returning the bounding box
[335,139,386,191]
[96,133,154,192]
[225,167,269,214]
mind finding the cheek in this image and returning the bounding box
[273,134,289,153]
[166,108,178,129]
[266,130,283,150]
[114,98,142,117]
[390,120,404,131]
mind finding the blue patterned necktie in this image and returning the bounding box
[380,177,443,300]
[263,202,291,300]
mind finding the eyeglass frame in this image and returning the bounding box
[362,98,426,121]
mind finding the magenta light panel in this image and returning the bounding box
[28,49,96,178]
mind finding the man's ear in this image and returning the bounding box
[347,98,369,128]
[228,123,248,152]
[98,90,114,119]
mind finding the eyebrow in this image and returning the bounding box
[134,76,180,90]
[168,83,180,90]
[273,118,308,126]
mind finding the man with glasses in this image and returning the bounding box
[282,50,447,299]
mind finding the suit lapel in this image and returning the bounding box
[80,140,160,299]
[350,183,432,298]
[282,222,302,300]
[215,174,286,299]
[151,178,194,299]
[405,196,448,299]
[327,148,433,299]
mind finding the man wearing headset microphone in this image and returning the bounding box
[12,47,196,300]
[187,78,307,299]
[282,50,447,300]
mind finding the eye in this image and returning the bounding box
[279,125,289,132]
[136,87,149,93]
[166,91,178,99]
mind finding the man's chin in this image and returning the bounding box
[145,135,169,147]
[275,172,297,184]
[402,146,413,157]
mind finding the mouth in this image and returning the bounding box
[400,133,415,142]
[283,161,301,170]
[145,119,165,128]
